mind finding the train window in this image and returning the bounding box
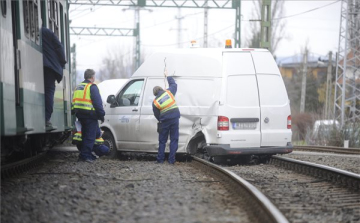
[1,0,6,18]
[29,0,34,40]
[48,0,59,37]
[33,0,39,44]
[65,14,69,62]
[23,0,30,37]
[60,3,68,62]
[23,0,39,44]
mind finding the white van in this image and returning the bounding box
[100,47,293,158]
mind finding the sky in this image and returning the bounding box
[69,0,341,75]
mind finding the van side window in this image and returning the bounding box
[116,80,144,107]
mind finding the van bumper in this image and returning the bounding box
[204,143,293,156]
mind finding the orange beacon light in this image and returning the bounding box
[225,39,232,48]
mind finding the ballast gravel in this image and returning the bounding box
[1,151,249,223]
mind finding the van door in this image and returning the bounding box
[106,79,144,150]
[251,51,291,147]
[221,52,261,148]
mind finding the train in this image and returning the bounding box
[1,0,72,160]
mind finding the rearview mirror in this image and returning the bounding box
[107,95,116,105]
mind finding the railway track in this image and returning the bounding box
[226,155,360,222]
[1,152,48,179]
[191,156,288,223]
[271,156,360,189]
[293,145,360,154]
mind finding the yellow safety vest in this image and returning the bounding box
[71,82,95,114]
[72,131,104,145]
[153,90,178,115]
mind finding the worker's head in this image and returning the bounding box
[153,86,163,96]
[84,69,95,83]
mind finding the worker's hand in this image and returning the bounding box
[164,68,168,77]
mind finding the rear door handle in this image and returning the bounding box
[132,108,138,112]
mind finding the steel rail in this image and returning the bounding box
[192,156,289,223]
[293,145,360,154]
[1,152,48,179]
[271,156,360,189]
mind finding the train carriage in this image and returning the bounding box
[1,0,72,159]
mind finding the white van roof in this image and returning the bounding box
[132,48,269,78]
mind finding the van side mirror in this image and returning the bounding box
[107,95,116,105]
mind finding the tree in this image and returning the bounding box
[98,46,149,82]
[246,0,287,56]
[97,46,134,82]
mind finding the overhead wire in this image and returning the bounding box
[273,0,341,20]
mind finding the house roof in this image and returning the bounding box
[277,53,335,68]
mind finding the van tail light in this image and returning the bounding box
[287,115,292,129]
[218,116,229,131]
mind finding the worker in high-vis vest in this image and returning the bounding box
[72,69,105,163]
[152,69,180,164]
[72,128,109,158]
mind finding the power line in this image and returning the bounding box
[143,11,203,29]
[142,24,234,47]
[273,0,341,20]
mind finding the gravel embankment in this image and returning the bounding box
[1,151,250,223]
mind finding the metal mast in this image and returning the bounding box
[69,0,241,69]
[334,0,360,126]
[260,0,271,50]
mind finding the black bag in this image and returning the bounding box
[157,122,162,133]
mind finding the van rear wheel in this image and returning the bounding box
[102,131,117,159]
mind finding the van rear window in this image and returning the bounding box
[226,75,259,107]
[257,74,288,106]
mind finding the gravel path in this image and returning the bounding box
[282,152,360,174]
[1,151,251,223]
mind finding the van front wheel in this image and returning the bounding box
[102,131,117,159]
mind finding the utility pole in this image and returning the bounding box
[325,51,333,119]
[134,7,140,71]
[171,8,186,48]
[203,4,209,48]
[300,48,308,113]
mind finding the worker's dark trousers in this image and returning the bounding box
[157,118,179,164]
[93,144,110,156]
[44,67,57,122]
[76,144,109,157]
[78,118,98,160]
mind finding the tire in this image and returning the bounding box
[102,131,117,159]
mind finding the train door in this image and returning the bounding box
[11,0,28,134]
[59,2,71,130]
[0,0,17,136]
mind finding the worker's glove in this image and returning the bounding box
[100,117,104,124]
[164,68,168,77]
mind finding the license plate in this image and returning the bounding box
[232,122,257,130]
